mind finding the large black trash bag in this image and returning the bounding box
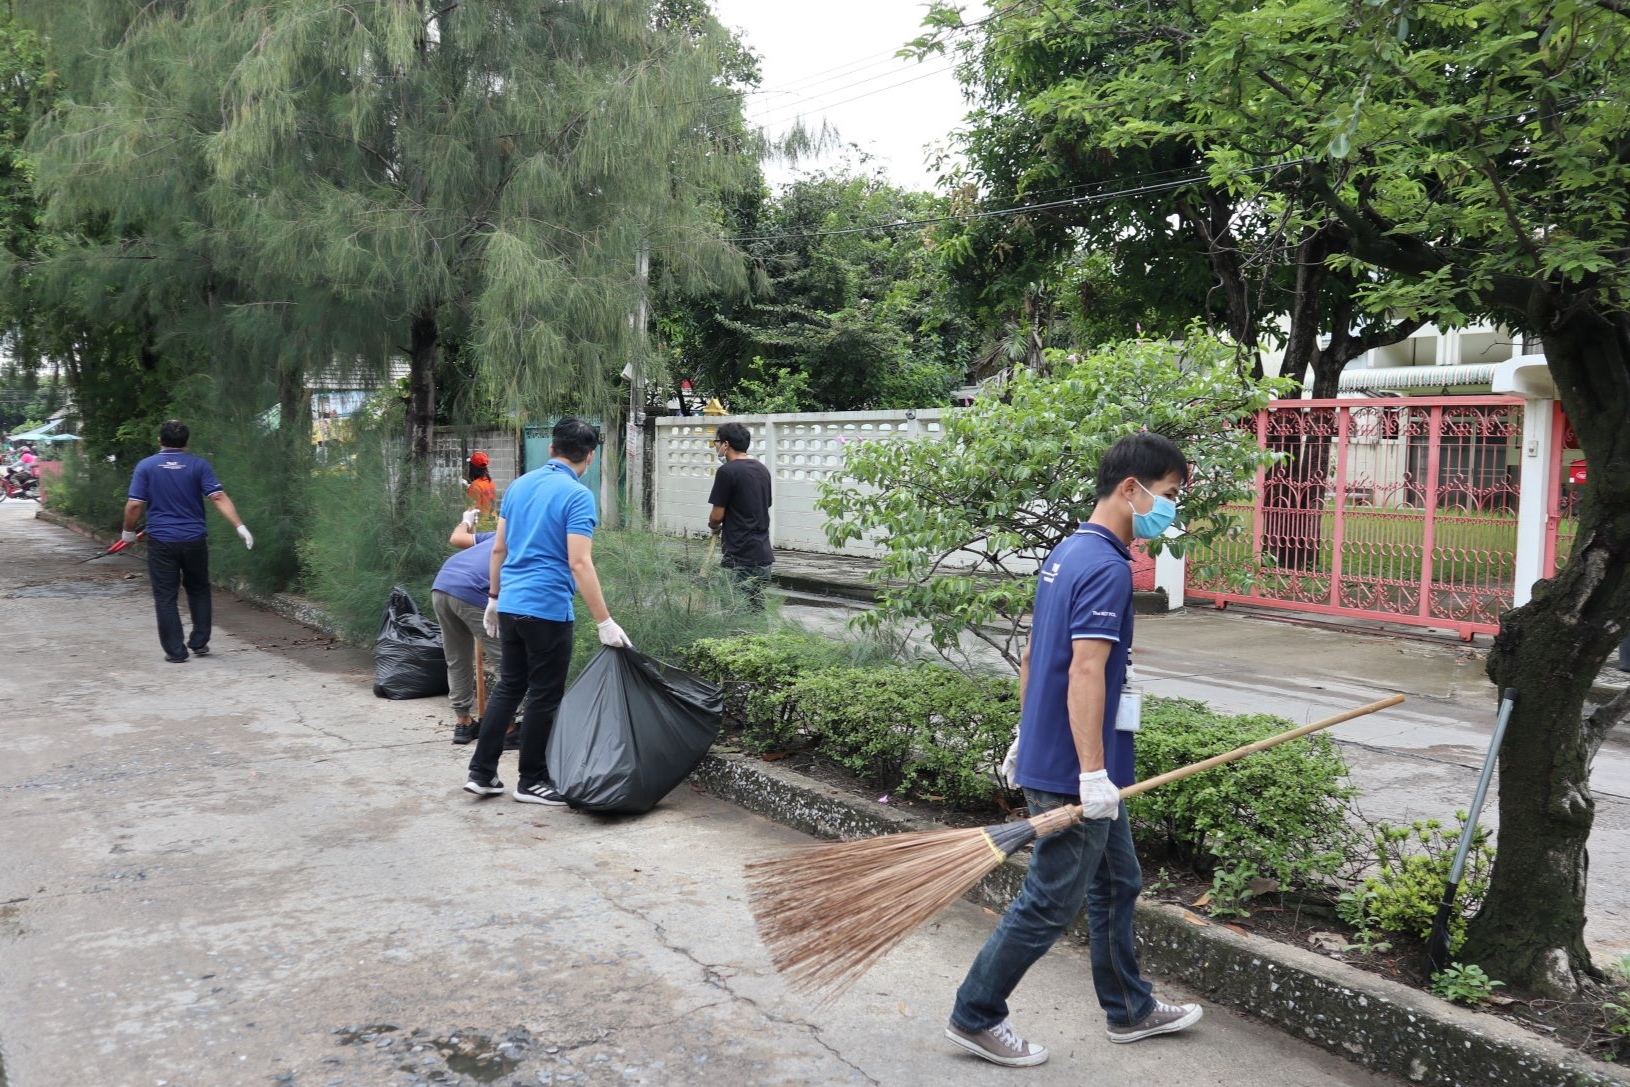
[548,647,723,814]
[372,586,450,699]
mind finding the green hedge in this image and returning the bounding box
[681,632,1018,808]
[773,666,1019,808]
[1130,697,1357,887]
[685,635,1359,885]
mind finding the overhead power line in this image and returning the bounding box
[723,161,1303,244]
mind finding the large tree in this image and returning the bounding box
[924,0,1630,995]
[26,0,758,460]
[919,0,1432,395]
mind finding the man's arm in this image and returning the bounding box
[1017,643,1032,708]
[122,499,146,533]
[567,532,612,623]
[207,490,246,529]
[1066,637,1113,773]
[706,466,731,535]
[487,518,507,598]
[449,522,477,549]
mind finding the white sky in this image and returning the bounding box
[708,0,989,194]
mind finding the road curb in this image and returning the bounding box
[692,750,1628,1087]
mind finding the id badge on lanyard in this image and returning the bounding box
[1116,665,1143,732]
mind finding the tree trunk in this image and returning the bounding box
[278,363,310,443]
[407,311,437,461]
[1464,304,1630,996]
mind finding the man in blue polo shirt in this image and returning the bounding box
[463,416,632,806]
[123,420,253,663]
[945,432,1201,1068]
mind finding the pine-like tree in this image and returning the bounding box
[26,0,759,460]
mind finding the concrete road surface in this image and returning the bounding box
[0,502,1399,1087]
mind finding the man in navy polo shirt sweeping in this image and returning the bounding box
[122,419,254,663]
[945,431,1201,1068]
[463,416,632,807]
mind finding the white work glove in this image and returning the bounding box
[237,524,254,550]
[597,617,633,648]
[483,598,499,639]
[462,508,479,529]
[998,731,1020,789]
[121,530,139,544]
[1078,770,1121,821]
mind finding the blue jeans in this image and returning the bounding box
[952,788,1154,1030]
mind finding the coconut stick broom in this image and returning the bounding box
[746,693,1405,998]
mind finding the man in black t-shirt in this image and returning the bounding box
[706,422,774,609]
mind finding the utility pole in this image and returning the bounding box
[623,244,650,528]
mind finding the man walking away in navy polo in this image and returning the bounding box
[463,416,632,807]
[945,431,1201,1067]
[123,419,254,663]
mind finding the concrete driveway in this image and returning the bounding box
[0,502,1402,1086]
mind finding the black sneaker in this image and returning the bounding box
[512,781,567,807]
[191,645,210,657]
[463,775,505,797]
[165,654,188,664]
[452,723,478,745]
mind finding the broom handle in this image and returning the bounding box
[1118,693,1405,800]
[1030,694,1406,837]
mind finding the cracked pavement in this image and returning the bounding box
[0,502,1399,1086]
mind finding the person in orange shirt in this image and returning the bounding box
[466,451,496,516]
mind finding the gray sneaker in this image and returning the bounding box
[1107,999,1202,1043]
[944,1019,1048,1067]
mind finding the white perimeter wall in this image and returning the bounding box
[651,410,947,553]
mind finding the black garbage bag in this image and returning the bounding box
[372,586,450,699]
[548,647,723,814]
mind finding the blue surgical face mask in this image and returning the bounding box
[1129,480,1178,540]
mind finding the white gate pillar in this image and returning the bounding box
[1495,356,1558,607]
[1511,400,1554,607]
[1154,530,1187,611]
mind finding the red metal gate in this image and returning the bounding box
[1186,397,1524,639]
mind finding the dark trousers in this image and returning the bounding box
[147,536,212,659]
[727,563,773,610]
[467,614,573,789]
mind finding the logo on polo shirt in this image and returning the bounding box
[1092,609,1119,619]
[1041,562,1062,584]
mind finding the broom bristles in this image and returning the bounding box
[746,824,1023,998]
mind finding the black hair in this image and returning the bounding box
[1094,432,1188,499]
[551,416,599,463]
[467,458,490,481]
[159,419,190,449]
[716,422,751,453]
